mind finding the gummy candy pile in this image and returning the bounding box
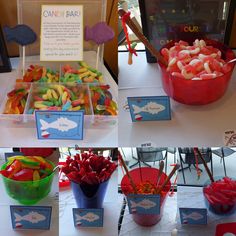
[3,84,30,114]
[61,61,104,84]
[21,65,59,83]
[0,156,54,181]
[28,84,91,114]
[161,39,232,80]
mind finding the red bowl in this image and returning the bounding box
[158,39,236,105]
[121,167,171,226]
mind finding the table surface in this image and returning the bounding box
[59,170,120,236]
[0,152,59,236]
[118,51,236,147]
[119,193,177,236]
[0,53,118,147]
[177,186,236,236]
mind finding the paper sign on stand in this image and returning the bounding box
[72,208,104,227]
[40,5,83,61]
[179,208,207,225]
[35,111,84,140]
[10,206,52,230]
[126,194,161,215]
[128,96,171,122]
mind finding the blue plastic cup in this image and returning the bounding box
[71,179,109,208]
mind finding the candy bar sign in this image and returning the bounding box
[35,111,84,140]
[40,5,83,61]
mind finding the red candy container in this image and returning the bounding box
[158,39,236,105]
[121,167,171,226]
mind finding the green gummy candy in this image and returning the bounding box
[15,88,25,94]
[59,95,62,105]
[20,159,40,166]
[39,88,48,94]
[42,101,54,106]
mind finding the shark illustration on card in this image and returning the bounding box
[179,208,207,225]
[127,194,160,214]
[72,208,104,227]
[10,206,52,230]
[127,96,171,122]
[35,111,84,140]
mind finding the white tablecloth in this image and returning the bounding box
[119,193,177,236]
[118,51,236,147]
[59,170,120,236]
[177,186,236,236]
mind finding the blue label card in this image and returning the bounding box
[127,194,161,215]
[179,208,207,225]
[35,111,84,140]
[127,96,171,122]
[73,208,104,228]
[10,206,52,230]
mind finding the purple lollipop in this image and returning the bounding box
[85,22,115,45]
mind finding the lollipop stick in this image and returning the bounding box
[22,46,25,76]
[193,148,214,183]
[156,164,179,194]
[96,45,101,70]
[118,9,167,66]
[157,161,165,186]
[137,152,143,181]
[119,154,137,194]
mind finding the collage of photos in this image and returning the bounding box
[0,0,236,236]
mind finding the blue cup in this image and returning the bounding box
[71,179,109,208]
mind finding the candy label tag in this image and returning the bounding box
[179,208,207,225]
[127,96,171,122]
[72,208,104,227]
[40,5,83,61]
[127,194,161,215]
[10,206,52,230]
[35,111,84,140]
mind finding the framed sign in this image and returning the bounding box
[0,25,11,72]
[139,0,236,62]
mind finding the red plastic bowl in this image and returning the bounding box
[121,167,171,226]
[158,39,236,105]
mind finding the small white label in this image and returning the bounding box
[40,5,83,61]
[223,130,236,147]
[140,142,156,147]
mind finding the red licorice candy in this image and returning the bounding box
[204,177,236,205]
[61,151,117,185]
